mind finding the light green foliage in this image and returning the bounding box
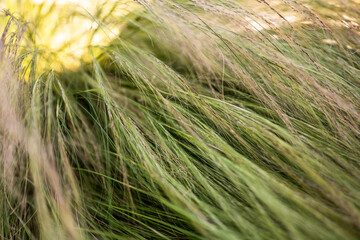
[0,0,360,239]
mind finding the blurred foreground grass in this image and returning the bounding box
[1,0,360,239]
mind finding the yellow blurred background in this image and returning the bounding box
[2,0,138,71]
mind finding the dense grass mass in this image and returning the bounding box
[1,0,360,239]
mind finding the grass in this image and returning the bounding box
[1,0,360,239]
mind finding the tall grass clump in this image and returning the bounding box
[1,0,360,239]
